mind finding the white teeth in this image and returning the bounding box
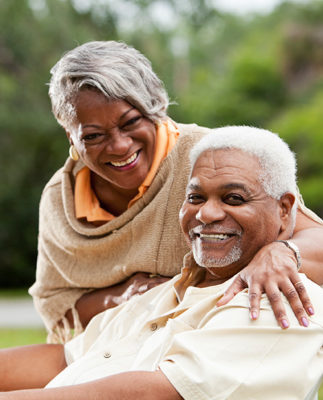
[110,152,137,167]
[199,233,231,240]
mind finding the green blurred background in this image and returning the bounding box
[0,1,322,395]
[1,0,323,288]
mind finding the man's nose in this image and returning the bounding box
[196,200,226,224]
[105,132,132,155]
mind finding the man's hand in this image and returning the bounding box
[217,241,314,329]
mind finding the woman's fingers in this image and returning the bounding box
[289,278,315,317]
[264,278,314,328]
[216,275,247,307]
[265,283,290,329]
[248,284,262,321]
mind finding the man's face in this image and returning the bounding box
[180,149,285,278]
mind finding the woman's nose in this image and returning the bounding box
[105,132,132,155]
[196,200,226,224]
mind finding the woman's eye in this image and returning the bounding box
[82,133,103,143]
[225,194,245,205]
[187,194,204,204]
[123,116,142,129]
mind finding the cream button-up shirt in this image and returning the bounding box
[47,254,323,399]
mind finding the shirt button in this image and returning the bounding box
[150,323,158,331]
[103,352,111,358]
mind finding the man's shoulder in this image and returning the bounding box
[300,274,323,325]
[197,274,323,330]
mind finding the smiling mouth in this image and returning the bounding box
[198,233,234,241]
[108,151,139,168]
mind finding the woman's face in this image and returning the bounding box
[69,89,157,191]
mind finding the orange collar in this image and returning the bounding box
[74,119,179,223]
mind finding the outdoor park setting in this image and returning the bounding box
[0,0,322,397]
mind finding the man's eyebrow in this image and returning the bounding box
[222,183,251,195]
[186,182,201,192]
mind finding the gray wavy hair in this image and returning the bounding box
[190,126,298,218]
[49,41,169,130]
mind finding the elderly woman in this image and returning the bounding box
[29,40,323,343]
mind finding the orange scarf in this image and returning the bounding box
[74,119,179,222]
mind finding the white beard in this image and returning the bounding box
[192,239,242,269]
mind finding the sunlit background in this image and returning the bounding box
[1,0,323,290]
[0,3,323,396]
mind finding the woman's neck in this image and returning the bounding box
[91,172,139,216]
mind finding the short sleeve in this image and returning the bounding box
[159,290,323,400]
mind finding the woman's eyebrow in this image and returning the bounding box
[120,106,135,119]
[81,107,136,130]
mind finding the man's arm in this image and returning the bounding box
[0,370,181,400]
[0,344,66,391]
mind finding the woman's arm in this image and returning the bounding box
[217,208,323,329]
[65,273,170,329]
[0,371,181,400]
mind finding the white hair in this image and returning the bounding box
[190,126,297,216]
[49,41,169,130]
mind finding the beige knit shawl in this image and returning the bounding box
[29,123,211,343]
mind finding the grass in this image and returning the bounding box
[0,288,31,298]
[0,328,47,348]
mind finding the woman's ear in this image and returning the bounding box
[65,130,73,145]
[278,192,296,234]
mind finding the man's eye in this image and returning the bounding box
[187,194,204,204]
[224,194,245,205]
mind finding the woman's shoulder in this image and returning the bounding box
[40,157,83,212]
[42,157,82,192]
[177,122,213,140]
[167,122,213,161]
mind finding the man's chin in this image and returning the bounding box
[192,246,243,270]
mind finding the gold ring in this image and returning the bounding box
[294,281,303,287]
[149,274,159,278]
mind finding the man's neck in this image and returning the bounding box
[196,270,230,288]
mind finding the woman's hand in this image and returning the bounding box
[216,241,315,329]
[115,272,170,304]
[67,273,170,329]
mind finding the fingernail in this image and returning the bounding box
[251,311,257,320]
[301,317,309,327]
[308,307,314,315]
[281,319,289,329]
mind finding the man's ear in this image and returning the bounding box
[278,192,296,234]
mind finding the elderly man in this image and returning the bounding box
[0,126,322,400]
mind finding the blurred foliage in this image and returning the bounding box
[0,328,47,348]
[1,0,323,287]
